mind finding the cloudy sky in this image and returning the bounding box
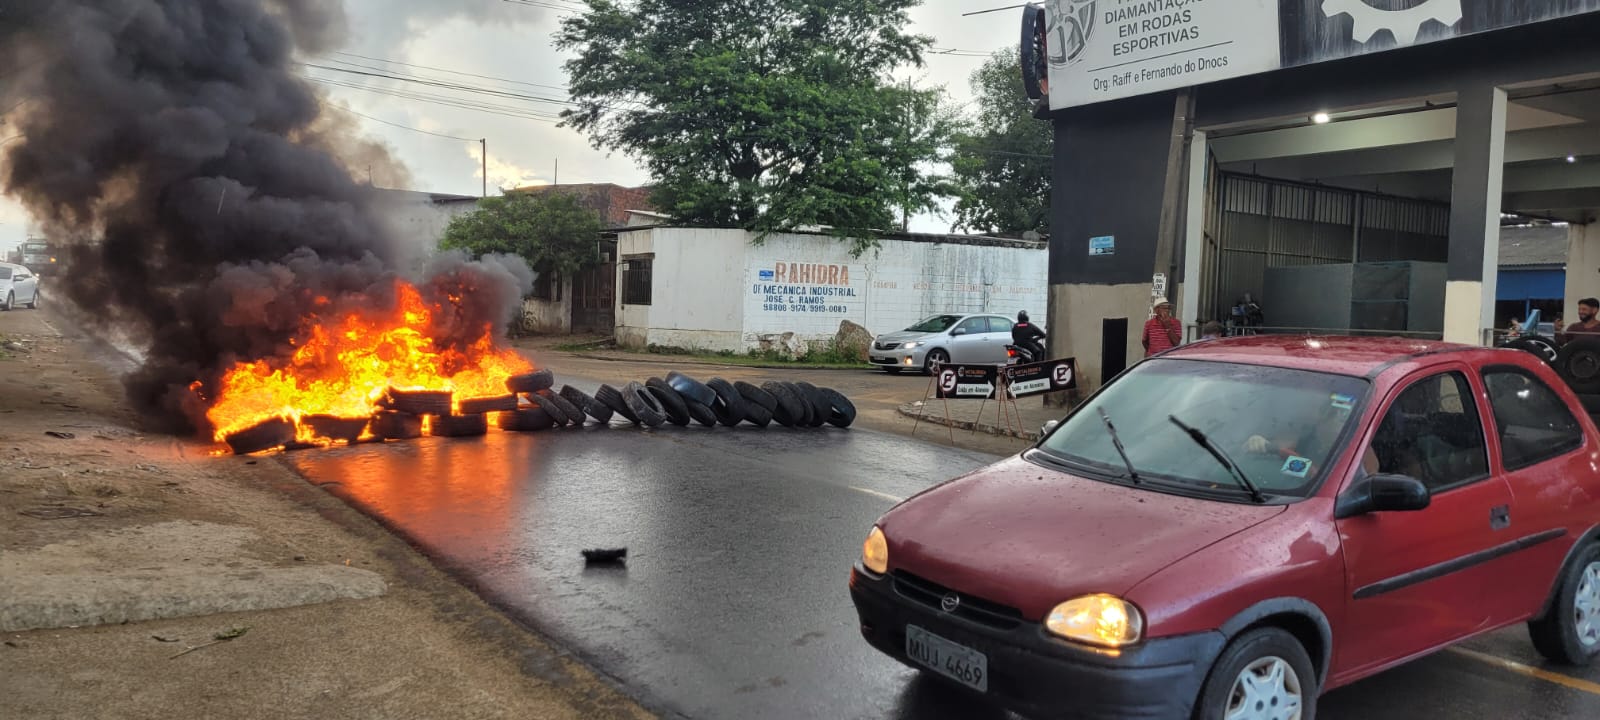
[0,0,1019,256]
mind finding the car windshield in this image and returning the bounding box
[1036,359,1370,501]
[906,315,963,333]
[0,267,11,280]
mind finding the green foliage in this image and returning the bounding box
[556,0,951,254]
[439,191,604,276]
[949,47,1053,236]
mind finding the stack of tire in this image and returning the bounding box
[1501,334,1600,423]
[496,370,856,432]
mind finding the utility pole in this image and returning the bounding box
[480,138,488,197]
[554,158,559,186]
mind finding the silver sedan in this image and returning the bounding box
[868,313,1017,374]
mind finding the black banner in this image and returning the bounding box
[1280,0,1600,68]
[935,365,1002,400]
[1004,357,1079,397]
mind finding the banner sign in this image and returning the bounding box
[936,365,1002,400]
[1043,0,1600,110]
[1005,358,1079,397]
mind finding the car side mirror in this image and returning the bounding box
[1039,420,1059,437]
[951,328,968,336]
[1335,474,1431,519]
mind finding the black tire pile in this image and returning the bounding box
[498,370,856,432]
[222,369,857,454]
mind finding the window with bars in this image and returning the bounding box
[621,258,653,306]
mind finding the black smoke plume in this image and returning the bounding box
[0,0,532,434]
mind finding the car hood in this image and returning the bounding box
[879,454,1285,621]
[876,330,939,345]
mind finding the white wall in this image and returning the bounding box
[615,228,655,348]
[519,276,571,335]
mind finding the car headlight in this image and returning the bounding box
[901,342,922,349]
[861,526,889,575]
[1044,595,1143,648]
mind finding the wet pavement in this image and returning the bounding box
[286,374,1600,720]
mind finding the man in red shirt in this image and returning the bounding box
[1142,299,1183,357]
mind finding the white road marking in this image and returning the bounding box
[849,486,903,503]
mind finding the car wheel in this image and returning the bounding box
[924,349,950,374]
[26,290,38,310]
[1195,627,1316,720]
[2,292,12,311]
[1529,542,1600,666]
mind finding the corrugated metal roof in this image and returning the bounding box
[1500,225,1569,268]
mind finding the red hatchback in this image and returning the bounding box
[849,336,1600,719]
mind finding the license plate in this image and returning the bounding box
[905,625,989,692]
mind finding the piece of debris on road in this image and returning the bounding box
[581,548,627,565]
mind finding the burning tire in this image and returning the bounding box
[705,378,747,427]
[761,382,806,427]
[459,395,518,415]
[742,401,774,428]
[736,381,778,413]
[535,389,585,426]
[302,415,370,444]
[623,381,668,427]
[795,382,831,428]
[388,389,452,416]
[224,418,295,455]
[436,413,488,437]
[645,378,693,426]
[506,369,555,394]
[560,385,614,424]
[373,411,424,440]
[666,371,717,407]
[596,384,640,424]
[815,388,856,428]
[500,407,557,432]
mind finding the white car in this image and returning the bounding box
[0,262,41,311]
[869,313,1018,373]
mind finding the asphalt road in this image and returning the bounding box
[286,373,1600,720]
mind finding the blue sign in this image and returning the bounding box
[1089,236,1115,257]
[759,269,775,281]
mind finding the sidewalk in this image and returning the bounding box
[0,311,649,720]
[895,396,1067,443]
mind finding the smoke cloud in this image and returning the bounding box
[0,0,533,434]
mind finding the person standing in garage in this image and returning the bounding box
[1559,298,1600,345]
[1142,299,1183,357]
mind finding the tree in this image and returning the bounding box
[556,0,950,253]
[440,191,603,278]
[948,47,1053,236]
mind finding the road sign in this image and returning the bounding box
[1089,236,1115,257]
[935,365,1001,400]
[1004,358,1078,398]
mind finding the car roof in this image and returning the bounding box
[1161,335,1483,378]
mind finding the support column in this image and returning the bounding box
[1443,84,1507,345]
[1567,223,1598,325]
[1180,131,1209,332]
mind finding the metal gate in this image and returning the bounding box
[570,261,615,335]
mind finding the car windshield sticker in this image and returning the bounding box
[1282,456,1313,479]
[1330,394,1355,411]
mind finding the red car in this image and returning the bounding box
[850,336,1600,719]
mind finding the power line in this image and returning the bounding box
[500,0,586,13]
[300,62,579,106]
[323,51,569,93]
[321,102,478,141]
[302,75,563,123]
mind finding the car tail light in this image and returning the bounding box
[1007,348,1017,358]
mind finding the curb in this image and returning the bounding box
[895,402,1042,442]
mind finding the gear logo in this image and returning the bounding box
[1321,0,1463,46]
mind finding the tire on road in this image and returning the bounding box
[779,382,815,426]
[372,411,423,440]
[224,418,296,455]
[684,399,719,427]
[560,385,614,424]
[735,381,778,413]
[302,415,370,444]
[646,377,693,426]
[666,371,718,407]
[459,394,519,415]
[623,381,668,427]
[761,382,806,428]
[1528,541,1600,666]
[436,413,488,437]
[742,401,774,428]
[536,389,585,426]
[815,387,856,428]
[388,389,452,416]
[1193,627,1318,720]
[705,378,747,427]
[499,407,557,432]
[505,369,555,394]
[1556,338,1600,395]
[527,391,570,425]
[596,384,640,424]
[795,382,831,428]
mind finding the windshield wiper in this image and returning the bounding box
[1097,408,1141,485]
[1168,415,1267,503]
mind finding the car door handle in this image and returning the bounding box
[1490,505,1510,531]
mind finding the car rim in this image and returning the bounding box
[1225,656,1302,720]
[1577,562,1600,648]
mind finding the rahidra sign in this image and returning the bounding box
[751,262,861,316]
[1043,0,1600,110]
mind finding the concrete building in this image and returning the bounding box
[1497,224,1569,329]
[1031,1,1600,391]
[613,227,1049,355]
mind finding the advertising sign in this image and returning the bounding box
[1005,358,1079,397]
[1043,0,1600,110]
[936,365,1002,400]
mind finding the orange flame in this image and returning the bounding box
[203,280,531,443]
